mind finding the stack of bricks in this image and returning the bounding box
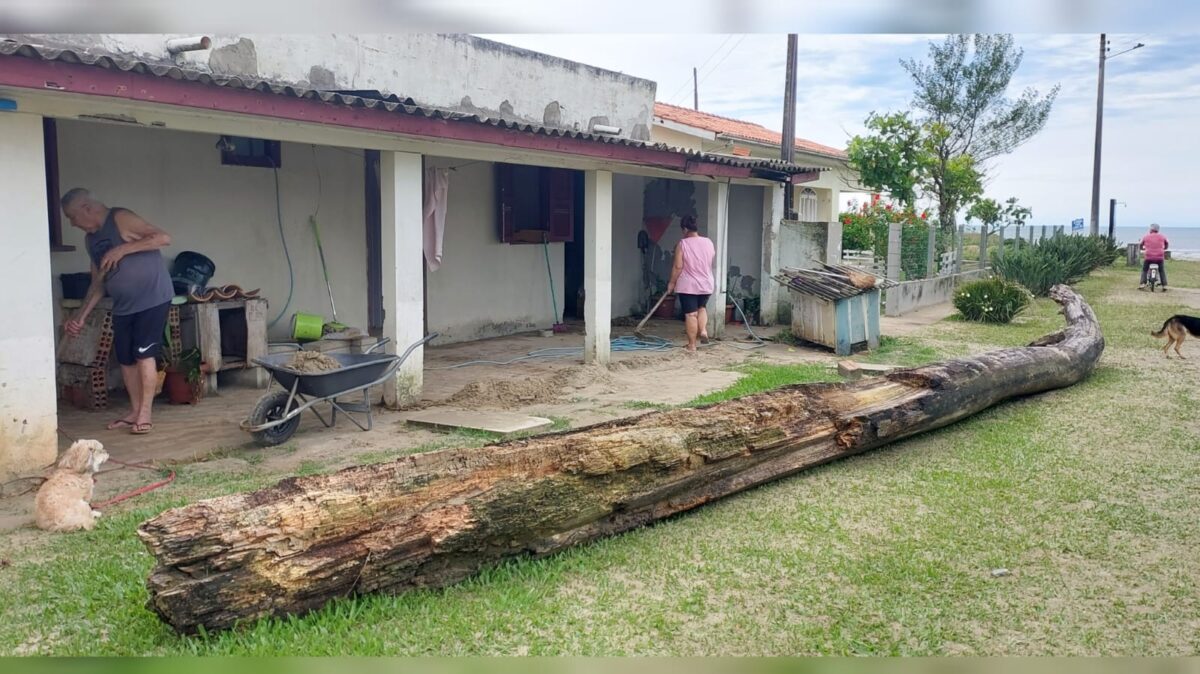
[57,308,115,410]
[167,305,182,363]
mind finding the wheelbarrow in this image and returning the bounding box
[241,333,438,446]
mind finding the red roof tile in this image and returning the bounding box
[654,101,848,160]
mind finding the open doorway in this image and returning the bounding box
[562,175,586,320]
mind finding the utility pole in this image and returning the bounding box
[693,67,698,110]
[781,33,798,218]
[1108,198,1116,240]
[1090,36,1144,237]
[1089,33,1106,237]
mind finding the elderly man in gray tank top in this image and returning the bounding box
[62,188,174,435]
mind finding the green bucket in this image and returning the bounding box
[291,312,325,342]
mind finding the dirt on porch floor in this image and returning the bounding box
[3,307,950,531]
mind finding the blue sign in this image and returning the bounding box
[1071,218,1084,232]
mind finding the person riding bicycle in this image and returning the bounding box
[1139,223,1169,292]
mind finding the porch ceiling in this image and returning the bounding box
[0,38,826,183]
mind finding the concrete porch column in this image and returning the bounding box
[584,170,612,365]
[706,181,730,339]
[379,150,425,407]
[758,183,785,325]
[0,112,57,480]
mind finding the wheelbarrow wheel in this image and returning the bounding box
[249,390,302,446]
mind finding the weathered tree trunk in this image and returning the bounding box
[139,285,1103,634]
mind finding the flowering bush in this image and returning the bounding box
[840,197,937,279]
[953,278,1032,323]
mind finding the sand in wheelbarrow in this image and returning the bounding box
[287,351,342,373]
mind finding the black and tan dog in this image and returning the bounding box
[1151,314,1200,358]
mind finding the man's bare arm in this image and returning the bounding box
[98,209,172,273]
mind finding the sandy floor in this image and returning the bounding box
[3,310,945,531]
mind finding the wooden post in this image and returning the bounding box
[998,226,1006,260]
[244,298,269,388]
[195,303,222,394]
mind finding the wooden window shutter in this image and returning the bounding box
[496,163,516,243]
[546,168,574,243]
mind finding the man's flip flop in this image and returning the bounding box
[700,335,710,344]
[106,418,135,430]
[131,422,154,435]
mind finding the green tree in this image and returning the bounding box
[966,197,1003,229]
[845,112,926,207]
[901,34,1059,233]
[1002,196,1032,230]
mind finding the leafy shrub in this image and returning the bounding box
[839,197,939,279]
[953,278,1032,323]
[990,234,1122,296]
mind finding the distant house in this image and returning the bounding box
[652,102,863,223]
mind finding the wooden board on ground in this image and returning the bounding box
[837,360,899,381]
[403,408,554,435]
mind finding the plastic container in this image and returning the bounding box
[171,251,216,295]
[59,272,92,300]
[291,312,325,342]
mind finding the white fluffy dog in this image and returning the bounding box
[35,439,109,532]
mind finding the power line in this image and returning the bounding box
[697,34,748,89]
[665,34,733,104]
[673,34,748,106]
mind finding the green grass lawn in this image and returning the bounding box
[2,262,1199,655]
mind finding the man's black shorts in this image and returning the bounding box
[111,301,170,366]
[677,293,711,315]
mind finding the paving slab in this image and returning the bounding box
[403,408,554,434]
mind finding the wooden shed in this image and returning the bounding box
[772,264,894,356]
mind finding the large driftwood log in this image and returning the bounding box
[139,285,1103,634]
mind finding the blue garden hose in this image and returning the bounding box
[432,335,675,369]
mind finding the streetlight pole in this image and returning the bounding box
[1089,36,1144,237]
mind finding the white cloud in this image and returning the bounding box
[484,33,1200,229]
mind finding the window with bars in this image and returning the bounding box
[797,187,819,222]
[495,163,578,244]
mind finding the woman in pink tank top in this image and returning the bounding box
[666,215,716,352]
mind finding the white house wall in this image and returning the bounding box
[0,112,57,480]
[610,174,646,318]
[51,120,369,341]
[728,184,764,291]
[12,34,656,141]
[422,157,566,344]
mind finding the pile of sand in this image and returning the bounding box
[444,370,575,409]
[287,351,342,373]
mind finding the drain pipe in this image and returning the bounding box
[166,36,212,54]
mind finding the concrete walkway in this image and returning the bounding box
[879,301,958,336]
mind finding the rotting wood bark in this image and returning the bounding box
[138,284,1104,634]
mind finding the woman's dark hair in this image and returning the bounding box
[680,214,698,232]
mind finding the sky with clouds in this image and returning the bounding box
[484,33,1197,230]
